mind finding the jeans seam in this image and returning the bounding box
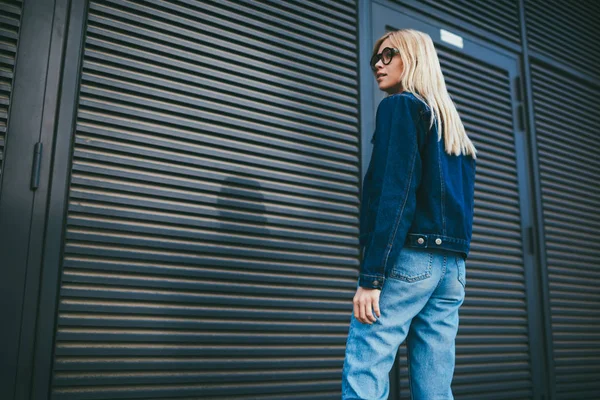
[433,253,447,292]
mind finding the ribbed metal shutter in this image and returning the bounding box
[531,64,600,399]
[396,49,533,399]
[392,0,521,45]
[525,0,600,80]
[50,0,359,398]
[0,0,22,192]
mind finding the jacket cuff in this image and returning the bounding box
[359,273,385,290]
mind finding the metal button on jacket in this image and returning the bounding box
[435,238,442,245]
[417,237,424,244]
[372,280,379,286]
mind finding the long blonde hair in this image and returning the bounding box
[372,29,477,159]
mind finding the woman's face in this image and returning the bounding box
[372,38,404,95]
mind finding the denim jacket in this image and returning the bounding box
[358,92,476,290]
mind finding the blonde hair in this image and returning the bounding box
[372,29,477,159]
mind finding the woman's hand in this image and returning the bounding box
[353,286,382,324]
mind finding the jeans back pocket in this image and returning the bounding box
[388,247,433,282]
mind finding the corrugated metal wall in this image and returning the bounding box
[49,0,360,398]
[526,0,600,80]
[0,0,587,398]
[526,1,600,398]
[530,65,600,399]
[0,0,22,193]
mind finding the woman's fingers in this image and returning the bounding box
[359,300,370,324]
[372,297,381,319]
[365,301,377,323]
[353,291,367,324]
[353,296,360,321]
[352,287,381,324]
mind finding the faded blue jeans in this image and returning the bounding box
[342,246,466,399]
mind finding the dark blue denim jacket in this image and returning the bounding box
[358,91,476,290]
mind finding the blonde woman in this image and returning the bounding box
[341,29,477,399]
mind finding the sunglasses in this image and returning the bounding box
[370,47,400,71]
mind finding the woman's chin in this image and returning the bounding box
[378,84,402,95]
[378,84,393,93]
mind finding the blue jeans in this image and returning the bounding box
[342,246,466,399]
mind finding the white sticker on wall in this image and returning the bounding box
[440,29,464,49]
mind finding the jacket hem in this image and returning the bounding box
[404,232,469,259]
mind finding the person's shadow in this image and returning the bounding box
[212,175,270,280]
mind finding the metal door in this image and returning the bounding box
[363,2,546,399]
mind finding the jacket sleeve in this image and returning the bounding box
[359,95,424,290]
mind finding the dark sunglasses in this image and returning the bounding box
[370,47,400,71]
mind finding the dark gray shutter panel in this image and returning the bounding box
[531,63,600,399]
[392,0,521,45]
[397,48,533,399]
[0,0,22,187]
[51,0,359,398]
[526,0,600,80]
